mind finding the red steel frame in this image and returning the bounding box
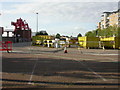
[0,41,12,52]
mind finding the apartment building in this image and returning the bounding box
[97,9,120,29]
[109,10,119,27]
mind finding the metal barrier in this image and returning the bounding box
[0,41,12,53]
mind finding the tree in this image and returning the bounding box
[36,30,48,36]
[55,33,61,39]
[77,33,82,37]
[85,31,96,37]
[97,26,119,37]
[85,26,120,37]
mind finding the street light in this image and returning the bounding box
[36,12,38,33]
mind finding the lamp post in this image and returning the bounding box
[36,12,38,33]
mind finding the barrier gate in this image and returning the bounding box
[0,41,12,53]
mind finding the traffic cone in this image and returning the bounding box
[64,47,67,53]
[64,50,67,53]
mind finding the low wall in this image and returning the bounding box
[2,37,15,42]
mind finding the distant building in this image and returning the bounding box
[0,27,4,41]
[36,35,55,40]
[109,10,119,27]
[97,9,120,29]
[43,39,55,47]
[2,29,14,37]
[101,12,111,29]
[32,35,55,46]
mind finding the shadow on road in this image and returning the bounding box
[2,57,119,80]
[13,42,31,47]
[1,78,119,86]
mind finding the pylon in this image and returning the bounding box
[64,47,67,53]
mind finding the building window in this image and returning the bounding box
[49,41,52,43]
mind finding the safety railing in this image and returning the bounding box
[0,41,12,53]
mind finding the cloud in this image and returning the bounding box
[1,1,119,36]
[2,2,118,23]
[0,0,119,2]
[74,26,86,31]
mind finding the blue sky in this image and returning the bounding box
[0,0,119,36]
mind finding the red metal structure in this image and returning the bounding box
[0,41,12,53]
[11,18,31,31]
[11,18,31,42]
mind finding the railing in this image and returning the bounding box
[0,41,12,53]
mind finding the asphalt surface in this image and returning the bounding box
[1,42,120,88]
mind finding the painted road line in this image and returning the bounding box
[28,57,38,85]
[34,53,107,81]
[84,53,119,56]
[72,59,107,81]
[91,54,119,56]
[11,50,114,82]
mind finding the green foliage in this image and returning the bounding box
[77,33,82,37]
[85,30,97,37]
[55,33,61,39]
[35,31,48,36]
[85,26,120,37]
[118,27,120,37]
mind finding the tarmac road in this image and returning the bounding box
[1,42,120,88]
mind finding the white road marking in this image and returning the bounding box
[11,49,112,82]
[72,59,107,81]
[34,54,107,81]
[28,57,39,84]
[89,53,119,56]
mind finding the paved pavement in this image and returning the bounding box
[1,42,120,88]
